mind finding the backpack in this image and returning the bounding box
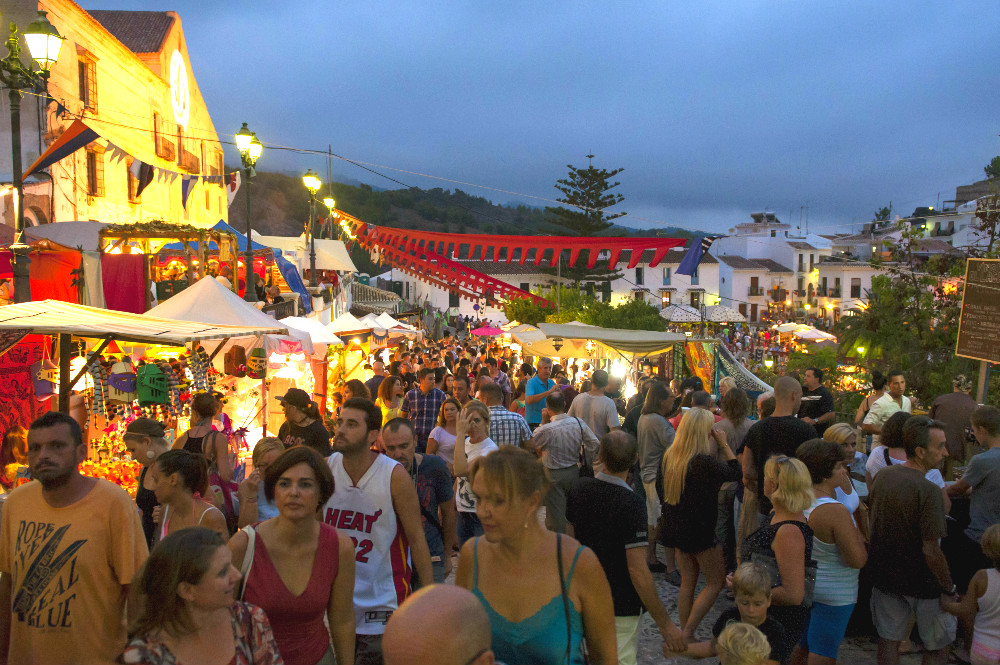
[224,346,247,377]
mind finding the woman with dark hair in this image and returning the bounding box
[174,392,234,486]
[795,439,867,665]
[122,528,282,665]
[277,388,332,456]
[152,449,228,541]
[637,381,679,578]
[510,381,527,417]
[717,388,754,569]
[229,447,355,665]
[0,425,26,489]
[855,370,887,434]
[427,397,461,471]
[123,418,172,547]
[343,379,371,402]
[376,375,403,426]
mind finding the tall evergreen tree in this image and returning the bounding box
[544,155,627,287]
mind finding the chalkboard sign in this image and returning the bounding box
[956,258,1000,363]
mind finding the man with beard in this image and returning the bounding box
[324,398,434,665]
[0,412,147,665]
[381,418,456,584]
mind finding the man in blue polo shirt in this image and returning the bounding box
[524,356,559,430]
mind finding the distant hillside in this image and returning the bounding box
[227,169,697,273]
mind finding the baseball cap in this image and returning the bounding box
[276,388,311,410]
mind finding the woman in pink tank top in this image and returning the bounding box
[229,447,356,665]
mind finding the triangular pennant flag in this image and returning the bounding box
[23,119,100,178]
[130,160,156,198]
[225,172,241,207]
[181,175,197,210]
[167,171,179,185]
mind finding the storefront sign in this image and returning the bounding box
[956,258,1000,363]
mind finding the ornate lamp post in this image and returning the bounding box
[0,11,64,303]
[302,169,321,287]
[234,123,262,302]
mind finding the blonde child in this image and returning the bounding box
[942,523,1000,665]
[717,622,771,665]
[666,561,788,665]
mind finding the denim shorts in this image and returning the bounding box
[799,602,855,658]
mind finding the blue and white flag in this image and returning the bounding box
[675,236,720,276]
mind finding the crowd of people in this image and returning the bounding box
[2,333,1000,665]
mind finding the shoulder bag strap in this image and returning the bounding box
[239,526,256,601]
[576,418,587,465]
[558,533,571,665]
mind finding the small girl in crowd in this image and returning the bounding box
[716,622,772,665]
[942,523,1000,665]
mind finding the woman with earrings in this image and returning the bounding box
[123,418,172,548]
[151,449,229,542]
[455,446,617,664]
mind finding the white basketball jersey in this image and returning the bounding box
[324,452,412,635]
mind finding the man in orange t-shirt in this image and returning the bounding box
[0,412,148,665]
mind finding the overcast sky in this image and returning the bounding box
[86,1,998,235]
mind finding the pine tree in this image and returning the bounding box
[544,155,626,287]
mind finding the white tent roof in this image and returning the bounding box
[146,276,313,354]
[376,312,401,328]
[360,313,386,329]
[280,317,343,346]
[255,234,358,272]
[25,221,107,251]
[327,312,373,334]
[0,299,284,345]
[534,323,687,358]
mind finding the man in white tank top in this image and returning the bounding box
[325,397,433,665]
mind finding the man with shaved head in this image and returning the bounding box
[742,375,817,523]
[383,584,497,665]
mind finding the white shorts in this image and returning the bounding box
[643,481,661,525]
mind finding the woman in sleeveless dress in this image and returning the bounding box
[151,449,228,542]
[174,392,234,488]
[426,398,460,472]
[740,455,816,662]
[796,439,868,665]
[229,446,356,665]
[376,376,404,426]
[122,528,282,665]
[122,418,171,548]
[455,446,617,665]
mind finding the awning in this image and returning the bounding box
[537,323,687,357]
[0,299,284,345]
[256,234,358,272]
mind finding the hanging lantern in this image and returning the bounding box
[31,359,59,399]
[246,347,267,379]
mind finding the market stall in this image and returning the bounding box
[0,299,284,494]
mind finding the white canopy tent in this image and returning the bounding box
[255,234,358,272]
[0,299,286,411]
[327,312,374,335]
[280,317,343,346]
[537,323,687,359]
[146,276,315,356]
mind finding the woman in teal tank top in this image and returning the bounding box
[455,447,617,665]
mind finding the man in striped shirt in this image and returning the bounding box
[532,391,599,533]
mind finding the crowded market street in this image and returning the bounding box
[0,3,998,665]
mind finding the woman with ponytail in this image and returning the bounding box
[123,418,171,548]
[277,388,332,456]
[151,449,229,541]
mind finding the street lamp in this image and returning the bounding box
[0,11,64,303]
[302,169,321,287]
[322,196,335,240]
[234,123,262,302]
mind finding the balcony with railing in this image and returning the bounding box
[748,286,765,296]
[827,288,841,298]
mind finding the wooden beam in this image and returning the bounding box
[57,333,72,414]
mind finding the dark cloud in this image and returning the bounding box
[86,0,997,233]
